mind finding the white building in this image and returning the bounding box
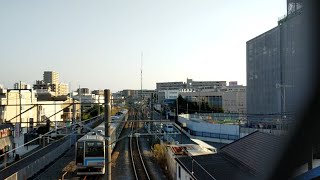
[37,100,65,127]
[156,79,227,103]
[0,89,37,128]
[0,86,71,129]
[71,92,104,110]
[166,142,216,180]
[158,89,180,100]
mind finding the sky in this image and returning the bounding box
[0,0,287,92]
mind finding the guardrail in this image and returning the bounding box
[2,117,103,180]
[4,133,77,180]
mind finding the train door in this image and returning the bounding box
[76,142,84,166]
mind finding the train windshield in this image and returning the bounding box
[85,141,104,157]
[76,142,84,165]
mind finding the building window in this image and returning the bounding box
[178,165,181,179]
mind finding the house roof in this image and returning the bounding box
[176,131,285,179]
[176,153,255,180]
[221,131,284,176]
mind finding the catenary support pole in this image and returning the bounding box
[104,89,111,180]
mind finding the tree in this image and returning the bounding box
[152,144,167,169]
[174,95,223,114]
[82,105,104,120]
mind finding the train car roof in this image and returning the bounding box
[78,109,127,142]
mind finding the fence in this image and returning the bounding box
[4,133,77,180]
[188,129,239,141]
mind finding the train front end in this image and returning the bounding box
[76,139,105,175]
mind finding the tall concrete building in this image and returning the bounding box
[43,71,59,85]
[34,71,69,96]
[246,0,309,123]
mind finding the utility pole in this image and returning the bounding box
[176,97,179,121]
[187,103,189,114]
[72,99,76,124]
[79,85,81,121]
[19,81,22,134]
[37,105,40,125]
[98,95,100,116]
[71,99,76,146]
[198,90,201,114]
[141,51,143,121]
[151,93,154,120]
[104,89,111,180]
[15,94,18,125]
[54,101,57,130]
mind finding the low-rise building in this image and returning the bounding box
[180,91,224,111]
[176,131,283,180]
[37,100,65,127]
[14,82,31,90]
[92,90,104,96]
[222,85,246,113]
[0,89,37,128]
[180,85,246,114]
[119,89,155,103]
[71,91,104,110]
[166,141,216,179]
[57,83,69,96]
[0,86,78,129]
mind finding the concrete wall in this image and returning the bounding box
[39,101,64,126]
[178,116,239,135]
[176,163,194,180]
[1,90,37,128]
[166,147,177,180]
[222,90,246,113]
[4,134,77,180]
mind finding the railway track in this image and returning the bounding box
[129,121,151,180]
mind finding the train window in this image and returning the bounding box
[76,142,84,165]
[85,141,104,157]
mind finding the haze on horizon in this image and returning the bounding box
[0,0,286,92]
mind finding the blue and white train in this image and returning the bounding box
[76,109,128,175]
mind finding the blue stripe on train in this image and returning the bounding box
[84,158,105,166]
[295,165,320,180]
